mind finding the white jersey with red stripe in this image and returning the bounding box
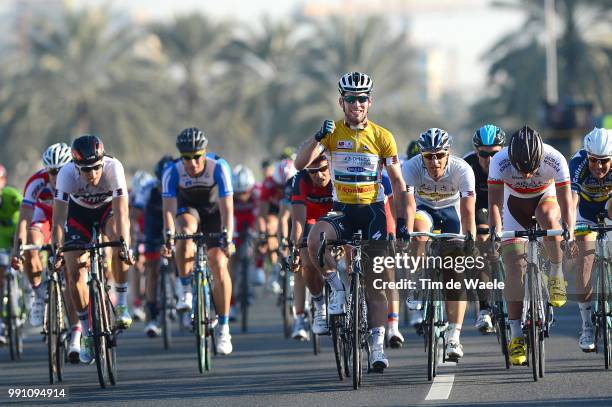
[55,156,128,209]
[487,144,570,198]
[22,169,55,213]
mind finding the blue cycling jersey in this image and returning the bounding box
[569,149,612,203]
[161,153,233,212]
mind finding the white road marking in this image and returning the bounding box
[425,374,455,401]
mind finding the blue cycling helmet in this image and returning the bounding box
[473,124,506,148]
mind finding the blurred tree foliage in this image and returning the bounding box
[470,0,612,132]
[0,8,438,185]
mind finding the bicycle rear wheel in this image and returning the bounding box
[160,264,172,350]
[310,300,321,355]
[47,279,58,384]
[331,315,345,380]
[241,258,249,334]
[104,285,118,386]
[6,275,21,361]
[281,269,292,339]
[495,302,511,369]
[91,283,109,388]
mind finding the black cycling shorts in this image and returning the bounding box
[65,199,113,246]
[176,206,223,248]
[319,201,388,241]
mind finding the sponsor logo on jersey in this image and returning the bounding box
[346,167,365,173]
[337,140,354,149]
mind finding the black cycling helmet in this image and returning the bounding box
[508,125,543,174]
[406,140,420,159]
[176,127,208,153]
[473,124,506,148]
[71,134,105,165]
[154,155,174,180]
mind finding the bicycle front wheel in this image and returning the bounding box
[195,271,208,373]
[91,283,109,388]
[599,259,611,369]
[47,279,59,384]
[351,276,361,390]
[426,300,436,381]
[528,265,539,382]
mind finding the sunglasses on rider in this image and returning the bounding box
[588,155,612,165]
[47,168,60,176]
[78,164,103,173]
[477,150,498,159]
[342,95,370,104]
[422,151,448,161]
[306,165,328,174]
[181,153,203,161]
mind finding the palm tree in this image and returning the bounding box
[151,13,232,121]
[0,7,172,180]
[471,0,612,127]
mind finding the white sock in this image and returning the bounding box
[78,310,90,335]
[550,262,563,279]
[312,292,325,311]
[324,271,344,292]
[387,319,399,331]
[579,302,593,328]
[115,283,128,306]
[448,323,462,342]
[296,313,305,323]
[370,326,385,348]
[509,319,522,339]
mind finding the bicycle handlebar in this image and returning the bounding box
[60,240,124,253]
[500,229,564,239]
[408,232,467,240]
[575,224,612,234]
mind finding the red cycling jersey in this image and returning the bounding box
[22,169,55,241]
[290,171,333,224]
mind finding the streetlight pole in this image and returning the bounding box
[545,0,558,104]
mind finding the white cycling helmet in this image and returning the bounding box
[232,165,255,193]
[584,127,612,157]
[132,170,155,194]
[42,143,72,169]
[272,159,297,185]
[338,72,373,94]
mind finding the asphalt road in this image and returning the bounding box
[1,288,612,407]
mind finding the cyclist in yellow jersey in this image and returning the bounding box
[295,72,412,372]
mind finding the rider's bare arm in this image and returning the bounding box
[487,183,504,235]
[218,195,234,242]
[460,195,477,238]
[12,204,34,254]
[113,195,131,248]
[51,199,68,249]
[556,183,575,239]
[162,197,177,236]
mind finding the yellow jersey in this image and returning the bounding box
[320,120,398,204]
